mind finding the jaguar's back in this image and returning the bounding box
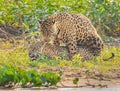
[39,12,104,58]
[71,14,104,56]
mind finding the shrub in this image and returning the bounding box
[0,65,60,87]
[0,0,119,36]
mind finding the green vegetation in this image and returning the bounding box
[0,41,61,87]
[0,66,60,87]
[0,0,119,35]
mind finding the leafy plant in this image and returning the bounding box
[40,72,61,86]
[73,78,79,85]
[0,65,60,87]
[0,0,119,36]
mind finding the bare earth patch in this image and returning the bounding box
[57,67,120,88]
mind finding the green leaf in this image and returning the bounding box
[73,78,79,85]
[21,78,27,87]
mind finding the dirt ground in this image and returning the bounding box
[56,67,120,88]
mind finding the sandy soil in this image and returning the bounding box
[56,67,120,88]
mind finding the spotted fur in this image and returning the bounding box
[28,40,95,61]
[39,12,103,59]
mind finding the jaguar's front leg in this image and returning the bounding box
[67,36,77,60]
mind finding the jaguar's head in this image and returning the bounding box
[39,18,56,42]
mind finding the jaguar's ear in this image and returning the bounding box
[39,20,43,24]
